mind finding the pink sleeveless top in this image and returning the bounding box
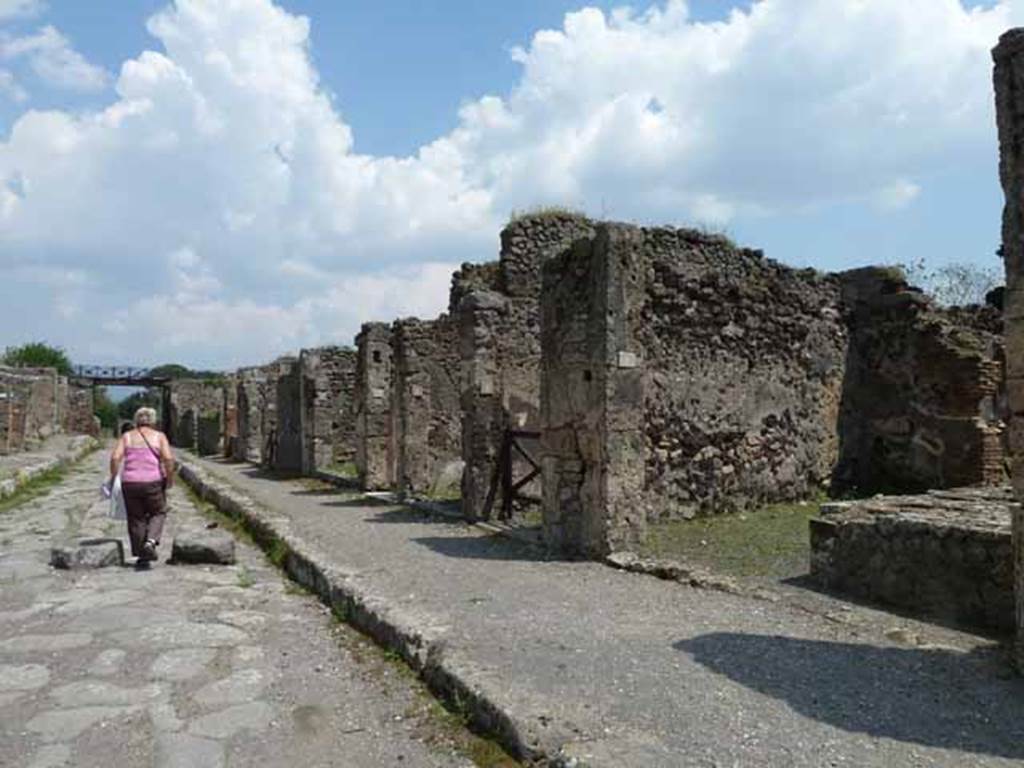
[122,434,164,484]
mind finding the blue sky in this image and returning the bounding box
[0,0,1017,368]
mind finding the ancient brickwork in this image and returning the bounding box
[393,316,461,496]
[810,487,1015,631]
[994,28,1024,669]
[274,359,303,472]
[833,268,1005,494]
[458,213,595,519]
[168,379,225,455]
[541,224,848,556]
[299,346,356,474]
[354,323,395,490]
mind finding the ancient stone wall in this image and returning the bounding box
[994,28,1024,669]
[810,488,1015,631]
[541,224,849,556]
[354,323,395,489]
[235,361,291,465]
[458,213,595,518]
[393,316,462,496]
[168,379,225,455]
[274,359,303,472]
[65,383,97,437]
[0,366,64,453]
[299,346,356,474]
[833,268,1005,494]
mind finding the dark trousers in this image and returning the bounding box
[122,481,167,557]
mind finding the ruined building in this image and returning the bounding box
[539,224,1006,557]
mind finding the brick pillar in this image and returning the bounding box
[994,28,1024,670]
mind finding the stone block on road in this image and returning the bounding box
[171,530,236,565]
[50,538,124,570]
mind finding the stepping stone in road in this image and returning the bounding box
[170,530,236,565]
[50,538,124,570]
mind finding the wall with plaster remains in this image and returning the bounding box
[274,359,303,472]
[355,323,395,489]
[393,316,462,496]
[299,346,356,474]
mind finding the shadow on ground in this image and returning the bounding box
[410,533,555,563]
[678,632,1024,759]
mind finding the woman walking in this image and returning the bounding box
[109,407,175,568]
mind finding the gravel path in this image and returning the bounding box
[188,455,1024,768]
[0,451,505,768]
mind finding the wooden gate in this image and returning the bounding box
[482,429,541,521]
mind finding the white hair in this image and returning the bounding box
[134,407,158,427]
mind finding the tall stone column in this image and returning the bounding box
[994,28,1024,670]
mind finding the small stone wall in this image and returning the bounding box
[393,316,461,496]
[299,346,356,473]
[810,487,1015,631]
[354,323,395,490]
[458,213,595,518]
[833,268,1005,494]
[168,379,225,454]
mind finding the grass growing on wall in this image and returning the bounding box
[638,501,822,581]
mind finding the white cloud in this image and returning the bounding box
[0,0,43,21]
[1,25,109,92]
[0,0,1017,365]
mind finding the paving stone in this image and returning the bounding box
[25,705,138,742]
[87,649,126,676]
[0,663,50,691]
[187,701,275,739]
[115,622,248,648]
[0,633,92,653]
[192,669,266,707]
[49,680,163,707]
[150,648,217,681]
[26,744,71,768]
[50,538,123,570]
[155,733,224,768]
[171,531,236,565]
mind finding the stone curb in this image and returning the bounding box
[178,457,577,767]
[0,435,99,501]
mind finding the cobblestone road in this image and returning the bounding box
[0,451,503,768]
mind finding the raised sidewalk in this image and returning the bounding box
[179,455,1024,768]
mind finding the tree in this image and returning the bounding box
[149,363,222,380]
[118,389,162,422]
[2,342,73,375]
[93,387,119,431]
[901,259,1002,307]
